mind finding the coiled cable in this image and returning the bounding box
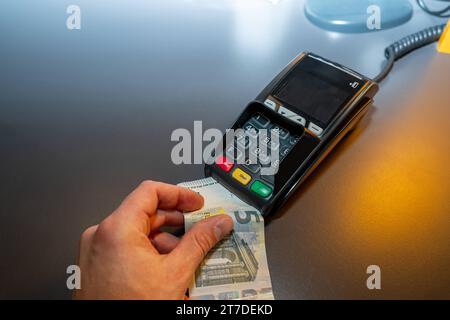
[374,23,447,83]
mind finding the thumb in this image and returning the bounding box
[168,215,234,275]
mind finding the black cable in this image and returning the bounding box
[374,23,447,83]
[417,0,450,18]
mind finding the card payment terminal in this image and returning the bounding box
[205,52,379,216]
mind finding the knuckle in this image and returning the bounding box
[94,218,118,245]
[81,225,97,241]
[139,180,156,190]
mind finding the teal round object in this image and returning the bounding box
[304,0,413,33]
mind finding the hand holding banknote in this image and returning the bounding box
[180,178,274,300]
[75,180,233,300]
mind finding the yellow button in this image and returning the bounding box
[232,168,252,186]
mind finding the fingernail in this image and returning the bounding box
[214,216,233,239]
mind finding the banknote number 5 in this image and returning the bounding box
[234,210,261,224]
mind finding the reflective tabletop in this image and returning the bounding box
[0,0,449,299]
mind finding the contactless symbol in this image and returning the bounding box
[349,81,359,88]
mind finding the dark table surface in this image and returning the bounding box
[1,0,449,299]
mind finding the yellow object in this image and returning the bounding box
[232,168,252,186]
[437,19,450,54]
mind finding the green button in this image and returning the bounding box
[250,180,272,198]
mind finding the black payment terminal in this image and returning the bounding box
[205,52,379,216]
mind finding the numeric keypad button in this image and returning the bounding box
[244,159,261,174]
[288,135,300,145]
[226,144,243,161]
[251,147,271,165]
[252,113,270,128]
[270,124,289,140]
[244,123,259,137]
[280,146,291,159]
[261,135,279,151]
[237,135,252,149]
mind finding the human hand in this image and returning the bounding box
[74,180,234,299]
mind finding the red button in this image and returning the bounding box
[216,155,234,172]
